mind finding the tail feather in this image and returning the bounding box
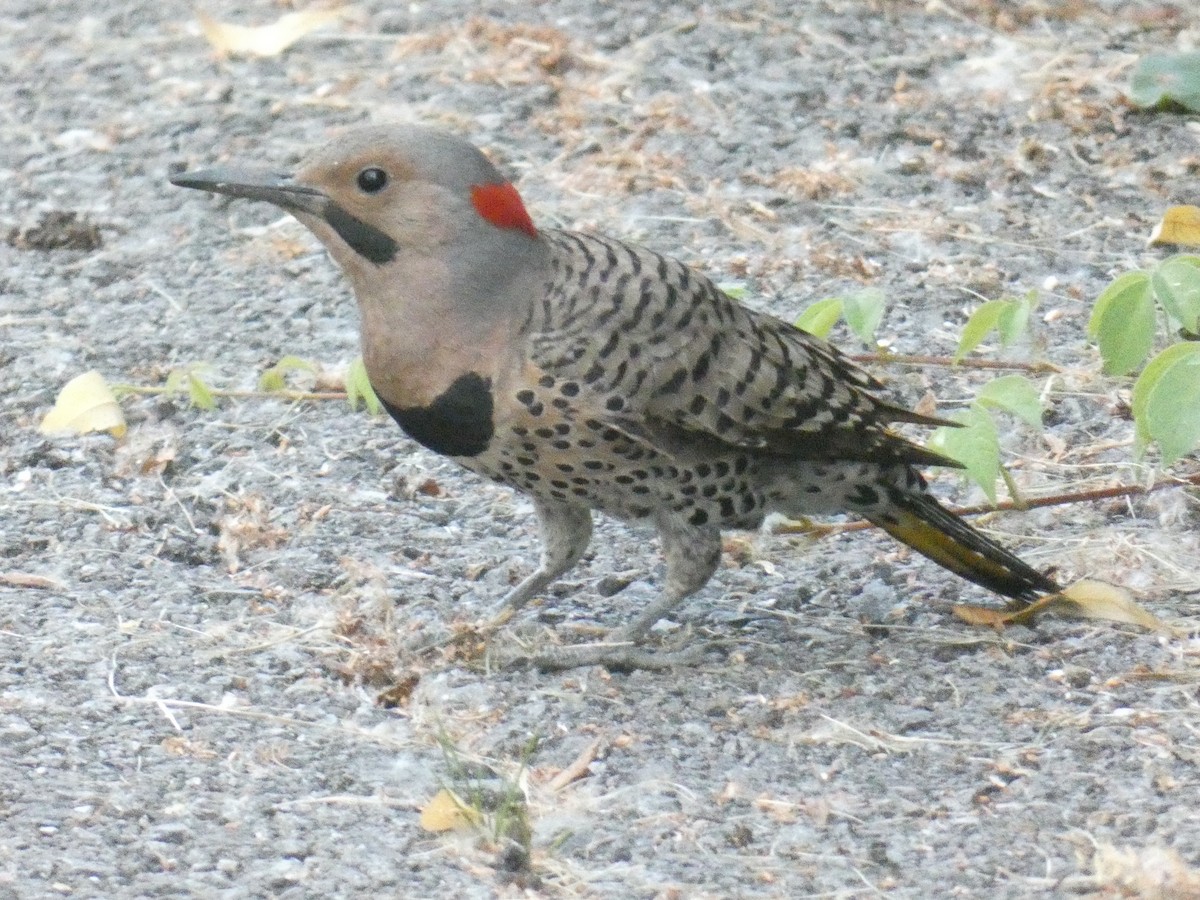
[867,490,1058,603]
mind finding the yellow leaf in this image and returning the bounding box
[418,789,480,833]
[196,8,341,59]
[1148,205,1200,248]
[1055,580,1173,633]
[40,371,127,438]
[953,580,1171,633]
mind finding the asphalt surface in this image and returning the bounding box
[2,1,1198,897]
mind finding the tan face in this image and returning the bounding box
[170,124,545,348]
[286,124,525,261]
[171,124,521,267]
[293,148,460,255]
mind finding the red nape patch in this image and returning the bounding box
[470,182,538,239]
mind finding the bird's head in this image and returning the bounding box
[170,125,541,286]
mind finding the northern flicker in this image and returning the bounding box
[170,125,1058,660]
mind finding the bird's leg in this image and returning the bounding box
[489,497,592,626]
[609,516,723,643]
[498,516,724,672]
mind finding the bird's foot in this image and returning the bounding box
[484,625,725,672]
[477,603,518,638]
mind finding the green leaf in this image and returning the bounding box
[955,293,1036,362]
[997,290,1037,346]
[955,299,1009,361]
[841,288,886,346]
[1132,342,1200,465]
[258,355,317,392]
[718,282,748,300]
[1150,255,1200,334]
[276,354,315,371]
[258,371,286,393]
[976,374,1044,431]
[1129,52,1200,112]
[1087,271,1155,375]
[346,357,382,415]
[794,297,843,338]
[928,403,1001,504]
[187,372,216,410]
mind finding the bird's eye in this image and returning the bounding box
[356,167,388,193]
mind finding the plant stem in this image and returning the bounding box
[851,352,1061,374]
[774,472,1200,535]
[115,384,346,402]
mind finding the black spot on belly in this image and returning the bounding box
[377,372,494,457]
[323,203,397,264]
[850,484,880,506]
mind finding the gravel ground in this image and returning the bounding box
[3,1,1200,897]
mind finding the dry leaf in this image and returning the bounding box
[313,367,346,392]
[1055,580,1172,632]
[217,494,288,573]
[754,795,799,824]
[0,572,65,591]
[162,736,217,759]
[113,426,179,478]
[196,8,341,59]
[418,788,480,833]
[1093,843,1200,896]
[40,370,126,438]
[375,673,420,709]
[414,478,442,497]
[953,580,1170,633]
[1148,205,1200,248]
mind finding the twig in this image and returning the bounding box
[549,738,603,792]
[849,352,1061,374]
[774,472,1200,535]
[114,383,346,402]
[952,472,1200,517]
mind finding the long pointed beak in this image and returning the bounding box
[170,165,399,265]
[169,167,328,217]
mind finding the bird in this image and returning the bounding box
[170,124,1058,665]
